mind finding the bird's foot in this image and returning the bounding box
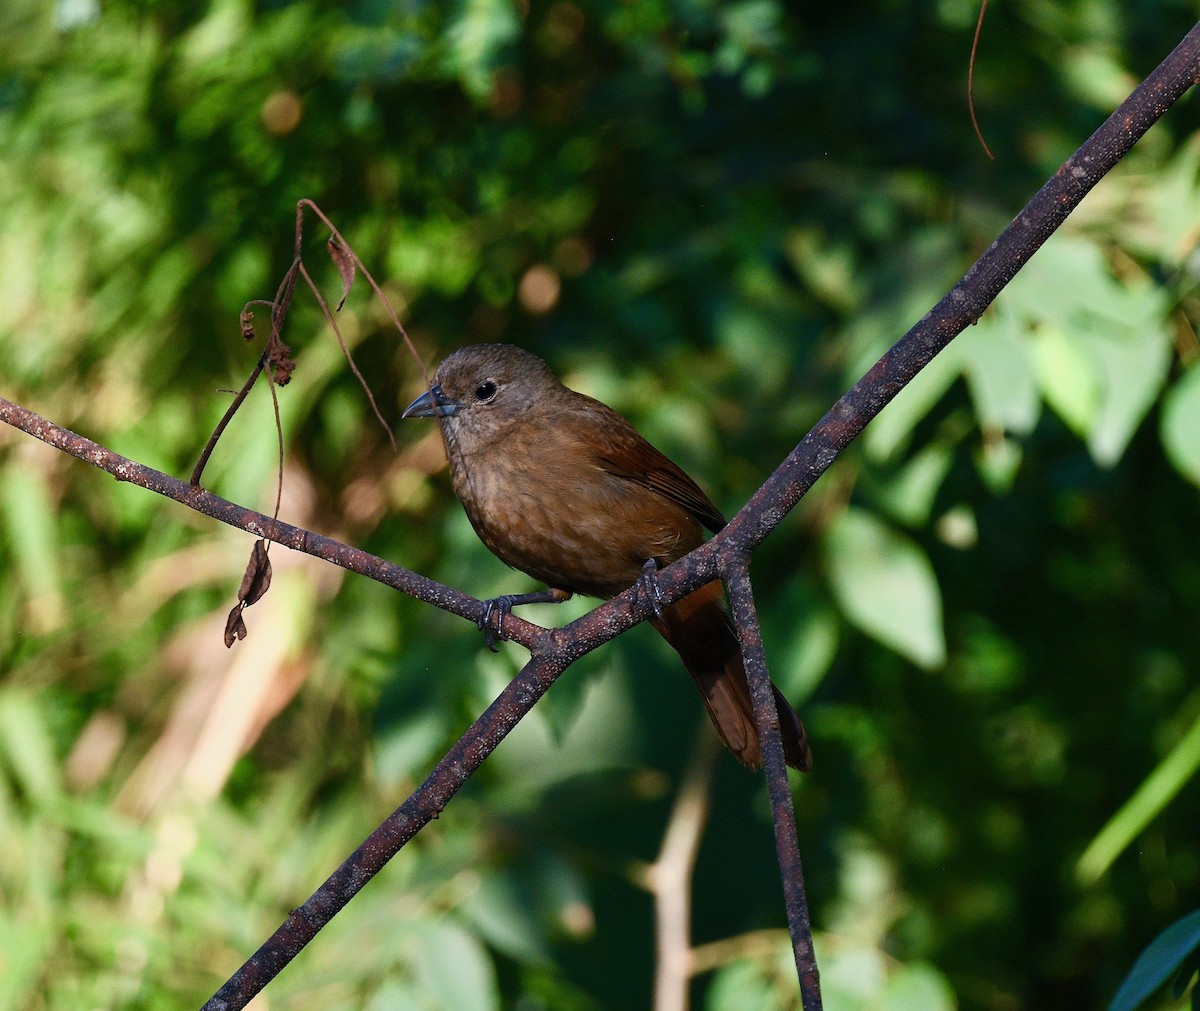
[635,558,666,620]
[478,595,518,652]
[477,587,573,651]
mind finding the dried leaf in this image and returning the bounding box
[267,338,296,386]
[224,605,248,648]
[240,308,256,341]
[327,235,356,310]
[238,539,273,606]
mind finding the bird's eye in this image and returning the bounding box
[474,380,498,402]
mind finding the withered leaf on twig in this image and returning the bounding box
[224,539,273,648]
[239,539,273,605]
[267,338,296,386]
[224,607,248,648]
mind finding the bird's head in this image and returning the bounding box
[402,343,562,445]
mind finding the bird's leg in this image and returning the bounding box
[478,587,572,651]
[634,558,666,620]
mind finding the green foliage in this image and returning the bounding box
[1110,909,1200,1011]
[1,0,1199,1008]
[825,508,946,669]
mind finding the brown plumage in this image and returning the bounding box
[403,343,811,772]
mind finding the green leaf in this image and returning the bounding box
[448,0,520,101]
[881,960,957,1011]
[1082,310,1172,466]
[0,692,62,804]
[869,441,956,527]
[708,956,784,1011]
[1011,235,1171,465]
[1077,709,1200,885]
[959,310,1040,436]
[825,508,946,669]
[1031,324,1100,439]
[410,920,499,1011]
[1110,910,1200,1011]
[461,870,552,965]
[1161,364,1200,487]
[0,469,63,633]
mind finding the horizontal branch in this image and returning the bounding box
[0,396,546,650]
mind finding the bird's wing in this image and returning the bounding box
[579,401,727,534]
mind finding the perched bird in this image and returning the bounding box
[403,343,811,771]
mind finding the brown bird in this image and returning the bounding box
[402,343,811,771]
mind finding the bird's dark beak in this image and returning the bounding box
[402,384,460,419]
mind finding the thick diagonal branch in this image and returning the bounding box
[721,20,1200,556]
[201,650,569,1011]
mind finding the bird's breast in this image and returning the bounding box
[447,438,702,599]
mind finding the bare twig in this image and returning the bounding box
[189,352,268,487]
[725,558,820,1008]
[296,198,430,391]
[202,650,571,1011]
[191,259,300,486]
[193,199,410,488]
[297,260,394,449]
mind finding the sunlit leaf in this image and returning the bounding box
[1161,363,1200,486]
[825,508,946,669]
[410,920,499,1011]
[1031,324,1099,438]
[868,441,955,527]
[461,870,552,965]
[708,956,784,1011]
[1008,235,1172,464]
[959,310,1040,436]
[0,469,63,633]
[881,960,957,1011]
[1083,314,1172,465]
[0,692,62,803]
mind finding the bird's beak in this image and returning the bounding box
[402,384,460,419]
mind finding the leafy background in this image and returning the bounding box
[1,0,1199,1008]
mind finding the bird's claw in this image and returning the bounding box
[636,559,666,620]
[478,595,515,652]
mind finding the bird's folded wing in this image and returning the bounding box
[582,408,727,533]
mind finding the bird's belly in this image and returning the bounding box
[453,458,700,599]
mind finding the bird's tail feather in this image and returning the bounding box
[651,581,812,772]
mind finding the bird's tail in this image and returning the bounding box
[651,581,812,772]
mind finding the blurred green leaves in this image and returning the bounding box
[1,0,1199,1009]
